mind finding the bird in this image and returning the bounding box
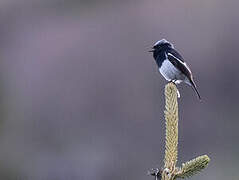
[149,39,201,100]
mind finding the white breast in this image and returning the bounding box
[159,59,182,82]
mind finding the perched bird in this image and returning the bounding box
[149,39,201,100]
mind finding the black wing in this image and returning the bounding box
[166,49,201,100]
[166,49,192,79]
[167,48,185,62]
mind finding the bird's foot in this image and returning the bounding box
[170,80,176,85]
[169,80,180,98]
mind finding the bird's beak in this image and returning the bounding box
[148,47,154,52]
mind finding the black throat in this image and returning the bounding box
[153,46,169,68]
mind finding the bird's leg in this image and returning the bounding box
[170,80,180,98]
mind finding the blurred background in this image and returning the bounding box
[0,0,238,179]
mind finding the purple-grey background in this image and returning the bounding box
[0,0,238,179]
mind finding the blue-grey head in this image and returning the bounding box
[149,39,174,62]
[149,39,173,53]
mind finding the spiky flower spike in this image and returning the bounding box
[149,83,210,180]
[175,155,210,179]
[164,83,178,170]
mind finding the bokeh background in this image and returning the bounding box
[0,0,238,179]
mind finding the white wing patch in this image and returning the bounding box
[167,52,192,74]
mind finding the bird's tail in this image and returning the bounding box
[189,79,201,100]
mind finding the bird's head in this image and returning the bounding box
[149,39,173,52]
